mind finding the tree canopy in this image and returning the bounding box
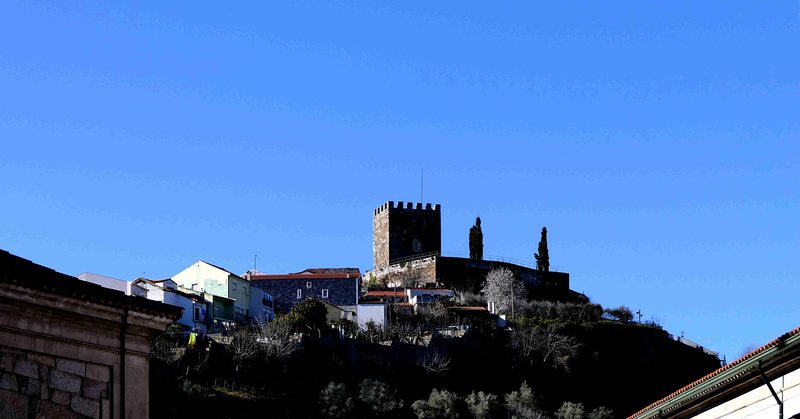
[481,267,527,318]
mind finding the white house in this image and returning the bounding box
[132,278,212,334]
[406,288,454,307]
[77,272,131,294]
[357,301,388,329]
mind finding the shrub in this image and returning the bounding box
[358,379,404,416]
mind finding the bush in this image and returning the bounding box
[319,382,355,418]
[358,379,404,416]
[465,391,501,419]
[412,388,465,419]
[588,406,614,419]
[602,306,633,323]
[505,381,541,419]
[556,401,586,419]
[285,297,328,334]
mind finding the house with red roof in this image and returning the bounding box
[629,326,800,419]
[246,268,361,314]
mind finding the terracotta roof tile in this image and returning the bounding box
[628,325,800,419]
[251,273,358,280]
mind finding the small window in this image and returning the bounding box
[297,289,302,299]
[322,289,329,299]
[232,282,237,290]
[306,281,312,288]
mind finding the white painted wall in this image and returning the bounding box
[694,368,800,419]
[357,303,387,329]
[77,272,131,294]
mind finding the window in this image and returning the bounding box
[194,307,200,320]
[306,281,312,288]
[322,289,329,299]
[297,289,302,299]
[232,282,237,290]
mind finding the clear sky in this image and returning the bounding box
[1,1,798,364]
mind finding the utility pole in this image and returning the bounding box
[636,310,643,324]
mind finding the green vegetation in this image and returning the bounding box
[149,268,719,418]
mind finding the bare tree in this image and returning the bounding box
[419,347,451,375]
[401,268,425,289]
[228,325,260,389]
[482,267,527,318]
[511,324,579,371]
[254,317,297,360]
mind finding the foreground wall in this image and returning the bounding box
[0,250,181,419]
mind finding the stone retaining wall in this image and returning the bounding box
[0,345,111,419]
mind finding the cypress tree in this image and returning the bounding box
[535,227,549,272]
[469,217,483,260]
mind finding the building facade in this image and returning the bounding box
[172,261,257,324]
[629,326,800,419]
[0,249,181,419]
[248,270,361,313]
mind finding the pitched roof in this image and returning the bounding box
[132,278,203,302]
[628,325,800,419]
[250,273,358,280]
[1,250,182,320]
[198,260,236,276]
[364,290,408,298]
[295,268,361,275]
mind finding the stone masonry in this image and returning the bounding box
[0,346,110,419]
[373,201,441,270]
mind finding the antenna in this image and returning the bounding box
[254,254,258,271]
[420,168,424,203]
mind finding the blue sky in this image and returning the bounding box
[1,1,798,364]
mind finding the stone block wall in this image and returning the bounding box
[0,346,111,419]
[373,201,441,270]
[253,277,360,312]
[365,255,438,288]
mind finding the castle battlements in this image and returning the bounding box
[374,201,441,215]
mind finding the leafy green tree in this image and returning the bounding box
[482,267,527,318]
[535,227,549,272]
[357,379,404,416]
[603,306,633,323]
[588,406,615,419]
[556,402,586,419]
[285,297,328,335]
[412,388,464,419]
[319,382,355,418]
[504,381,542,419]
[469,217,483,260]
[465,391,501,419]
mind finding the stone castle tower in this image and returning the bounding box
[373,201,441,270]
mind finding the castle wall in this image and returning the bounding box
[373,201,441,270]
[365,255,438,288]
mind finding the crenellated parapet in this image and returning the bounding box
[373,201,442,270]
[374,201,441,216]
